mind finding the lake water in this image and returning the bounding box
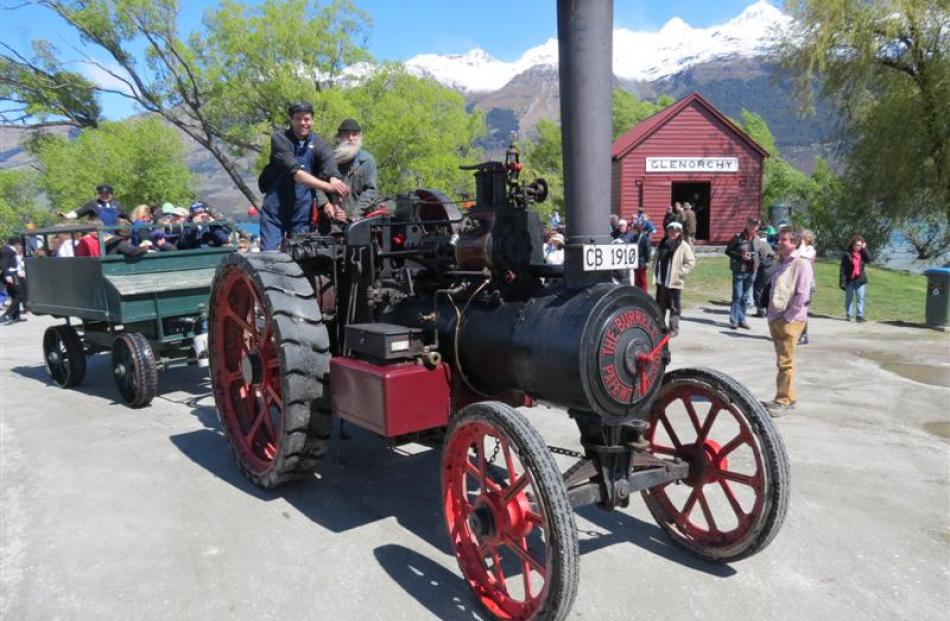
[880,233,948,273]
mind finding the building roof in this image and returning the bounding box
[611,91,770,160]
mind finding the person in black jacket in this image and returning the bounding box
[840,235,872,322]
[57,184,127,227]
[0,236,24,324]
[725,218,760,329]
[633,222,652,292]
[257,101,349,250]
[177,202,230,250]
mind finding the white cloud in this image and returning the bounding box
[78,59,135,96]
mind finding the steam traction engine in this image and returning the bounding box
[207,2,789,619]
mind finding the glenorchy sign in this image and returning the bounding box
[645,157,739,173]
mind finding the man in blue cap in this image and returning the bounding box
[58,184,127,227]
[257,101,349,250]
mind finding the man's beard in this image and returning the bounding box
[334,136,362,164]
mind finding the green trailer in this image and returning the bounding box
[25,225,234,407]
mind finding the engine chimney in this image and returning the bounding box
[557,0,614,287]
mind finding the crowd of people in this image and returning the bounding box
[586,207,873,419]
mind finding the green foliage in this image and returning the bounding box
[796,157,893,257]
[522,119,564,219]
[0,169,54,240]
[522,92,675,219]
[253,64,490,200]
[612,90,670,139]
[0,40,101,128]
[738,109,812,213]
[682,255,927,324]
[194,0,373,151]
[780,0,949,229]
[27,116,194,212]
[346,66,486,197]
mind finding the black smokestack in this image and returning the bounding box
[557,0,614,286]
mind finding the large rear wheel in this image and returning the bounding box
[443,402,578,621]
[208,252,332,488]
[642,367,789,562]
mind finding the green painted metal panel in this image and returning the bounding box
[26,248,233,328]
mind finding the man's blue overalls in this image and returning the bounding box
[260,134,317,251]
[95,202,121,227]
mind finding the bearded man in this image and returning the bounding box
[317,118,378,225]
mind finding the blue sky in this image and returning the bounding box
[1,0,779,118]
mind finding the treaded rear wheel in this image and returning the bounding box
[208,251,332,488]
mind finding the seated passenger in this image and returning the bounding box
[129,204,154,247]
[157,203,189,246]
[54,231,77,257]
[103,218,146,258]
[74,219,104,257]
[178,202,231,250]
[149,230,178,252]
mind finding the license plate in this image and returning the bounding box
[582,244,638,271]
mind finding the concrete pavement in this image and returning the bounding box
[2,307,948,620]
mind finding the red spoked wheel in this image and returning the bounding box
[442,402,578,621]
[642,367,789,562]
[208,252,332,488]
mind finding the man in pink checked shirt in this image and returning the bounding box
[764,226,814,417]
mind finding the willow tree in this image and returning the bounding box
[779,0,950,256]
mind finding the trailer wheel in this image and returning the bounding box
[443,402,579,621]
[642,367,790,562]
[208,252,332,489]
[112,332,158,408]
[43,324,86,388]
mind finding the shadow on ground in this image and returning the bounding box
[374,544,486,621]
[11,354,215,411]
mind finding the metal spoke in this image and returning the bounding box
[245,406,266,443]
[224,307,256,338]
[718,479,751,526]
[502,473,530,504]
[717,434,746,460]
[716,469,760,489]
[696,489,719,533]
[657,411,683,449]
[264,381,283,411]
[697,406,721,442]
[678,488,699,528]
[525,511,544,525]
[522,559,533,600]
[501,437,517,483]
[503,535,546,575]
[682,397,703,435]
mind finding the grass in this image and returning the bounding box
[680,256,930,325]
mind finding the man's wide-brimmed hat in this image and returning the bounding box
[337,118,362,133]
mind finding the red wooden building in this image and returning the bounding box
[611,92,767,244]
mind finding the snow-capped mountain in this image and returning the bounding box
[405,1,792,93]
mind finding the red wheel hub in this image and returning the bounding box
[211,267,284,473]
[646,384,765,546]
[443,421,550,620]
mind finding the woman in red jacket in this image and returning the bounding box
[839,235,872,322]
